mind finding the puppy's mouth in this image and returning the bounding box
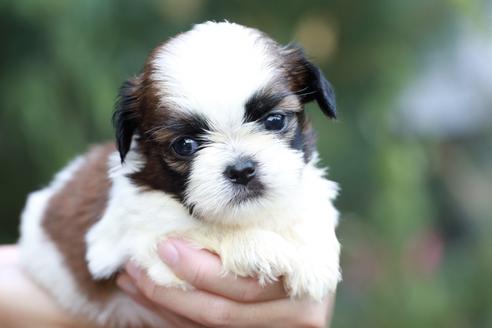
[185,178,266,219]
[228,179,265,205]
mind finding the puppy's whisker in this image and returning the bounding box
[294,90,317,98]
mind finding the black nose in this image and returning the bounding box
[225,159,256,185]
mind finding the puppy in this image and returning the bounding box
[19,21,341,328]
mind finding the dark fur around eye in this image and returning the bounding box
[244,91,290,122]
[146,112,211,142]
[130,111,212,204]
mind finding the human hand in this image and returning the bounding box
[117,239,335,327]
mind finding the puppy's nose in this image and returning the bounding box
[225,159,256,185]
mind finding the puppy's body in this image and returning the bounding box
[19,22,341,328]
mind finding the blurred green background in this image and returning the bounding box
[1,0,491,327]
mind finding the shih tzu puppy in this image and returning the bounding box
[19,21,341,327]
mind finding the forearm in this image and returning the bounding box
[0,246,96,328]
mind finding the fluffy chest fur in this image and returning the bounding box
[87,148,340,295]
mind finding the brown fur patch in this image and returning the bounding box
[42,143,117,302]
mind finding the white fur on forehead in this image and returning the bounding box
[151,21,278,128]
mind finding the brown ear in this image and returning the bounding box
[283,44,337,119]
[112,75,142,162]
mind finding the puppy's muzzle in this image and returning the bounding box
[224,158,256,186]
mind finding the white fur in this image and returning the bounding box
[86,149,196,289]
[19,156,166,328]
[152,21,278,130]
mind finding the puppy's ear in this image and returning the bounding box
[283,44,337,119]
[113,76,141,162]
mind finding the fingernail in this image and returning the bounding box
[117,274,138,295]
[125,262,142,280]
[158,239,179,267]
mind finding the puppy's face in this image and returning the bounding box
[114,22,336,224]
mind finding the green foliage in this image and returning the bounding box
[1,0,491,326]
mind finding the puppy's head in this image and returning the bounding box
[113,22,336,224]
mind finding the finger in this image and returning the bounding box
[126,267,333,328]
[116,274,158,310]
[157,239,287,302]
[117,274,207,328]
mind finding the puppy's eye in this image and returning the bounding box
[172,137,199,157]
[264,113,286,131]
